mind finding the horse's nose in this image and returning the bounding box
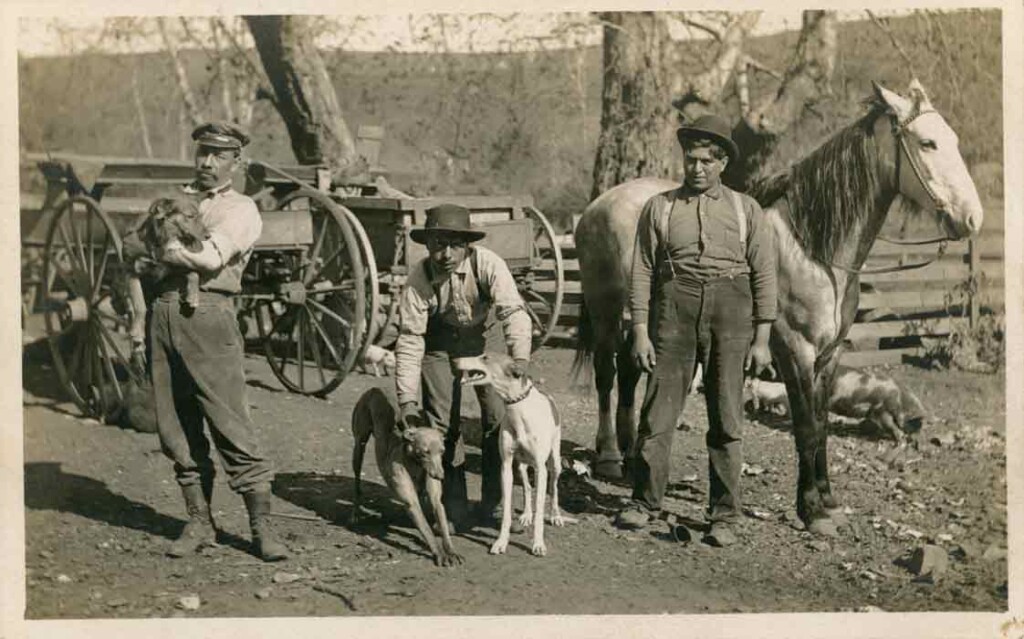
[967,211,982,234]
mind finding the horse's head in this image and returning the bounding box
[872,80,983,239]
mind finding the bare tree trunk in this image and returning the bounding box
[209,19,235,124]
[245,15,361,175]
[130,60,154,158]
[157,17,205,128]
[671,11,761,121]
[729,10,837,189]
[591,12,674,200]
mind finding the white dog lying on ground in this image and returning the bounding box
[454,352,565,557]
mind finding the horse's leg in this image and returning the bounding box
[812,353,845,527]
[593,341,623,479]
[615,335,641,470]
[773,337,837,537]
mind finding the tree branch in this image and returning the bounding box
[156,17,205,128]
[670,11,760,118]
[865,10,918,78]
[675,13,723,41]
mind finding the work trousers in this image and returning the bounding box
[150,291,275,494]
[631,274,753,522]
[421,320,506,511]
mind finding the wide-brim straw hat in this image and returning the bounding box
[410,203,487,244]
[676,114,740,164]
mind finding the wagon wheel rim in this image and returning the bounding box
[259,189,367,397]
[336,201,380,355]
[522,205,565,351]
[42,195,130,420]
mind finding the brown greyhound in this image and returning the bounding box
[350,387,463,567]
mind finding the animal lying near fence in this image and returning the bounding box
[573,79,983,536]
[746,367,926,443]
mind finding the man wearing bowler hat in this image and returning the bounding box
[394,203,532,531]
[145,121,288,561]
[615,114,777,547]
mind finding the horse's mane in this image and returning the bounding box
[748,97,893,263]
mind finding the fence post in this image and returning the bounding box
[968,237,979,328]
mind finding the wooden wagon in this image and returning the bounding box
[21,154,564,421]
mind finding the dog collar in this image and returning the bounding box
[504,380,534,406]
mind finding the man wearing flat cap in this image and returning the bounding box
[395,204,533,531]
[144,121,288,562]
[616,114,777,547]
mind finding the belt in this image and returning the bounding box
[156,289,233,301]
[664,269,749,286]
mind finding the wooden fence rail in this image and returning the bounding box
[543,230,1004,368]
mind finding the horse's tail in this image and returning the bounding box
[570,299,595,387]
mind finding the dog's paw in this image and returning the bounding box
[489,538,509,555]
[436,550,464,567]
[551,513,566,528]
[531,541,547,557]
[516,512,532,528]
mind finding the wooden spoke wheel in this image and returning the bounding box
[521,205,565,351]
[338,201,380,351]
[256,190,368,397]
[42,195,133,420]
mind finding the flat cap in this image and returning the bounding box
[191,121,250,150]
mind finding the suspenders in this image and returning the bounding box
[429,249,489,319]
[657,187,747,277]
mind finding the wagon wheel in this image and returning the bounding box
[42,195,132,420]
[522,205,565,351]
[256,189,367,397]
[337,202,381,350]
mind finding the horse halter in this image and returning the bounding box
[819,108,954,276]
[890,107,947,218]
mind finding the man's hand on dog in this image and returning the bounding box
[399,401,422,431]
[509,358,530,379]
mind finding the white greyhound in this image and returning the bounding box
[454,352,565,557]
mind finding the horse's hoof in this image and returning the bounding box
[594,460,623,480]
[826,508,849,529]
[807,517,840,538]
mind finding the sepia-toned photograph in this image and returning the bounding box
[11,1,1014,627]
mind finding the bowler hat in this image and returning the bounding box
[676,114,739,163]
[410,204,486,244]
[192,121,250,150]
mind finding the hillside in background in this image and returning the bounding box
[18,9,1002,228]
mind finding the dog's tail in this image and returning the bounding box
[351,389,379,515]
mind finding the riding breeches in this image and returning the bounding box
[631,274,753,521]
[150,291,275,494]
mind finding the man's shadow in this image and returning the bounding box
[463,437,626,517]
[272,472,436,560]
[25,462,183,540]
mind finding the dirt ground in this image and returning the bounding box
[21,343,1007,618]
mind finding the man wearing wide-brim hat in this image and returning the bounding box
[139,121,289,562]
[615,114,777,549]
[395,203,533,532]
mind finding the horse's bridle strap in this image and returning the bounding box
[893,109,945,212]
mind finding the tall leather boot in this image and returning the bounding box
[167,483,217,558]
[442,464,470,532]
[242,490,289,562]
